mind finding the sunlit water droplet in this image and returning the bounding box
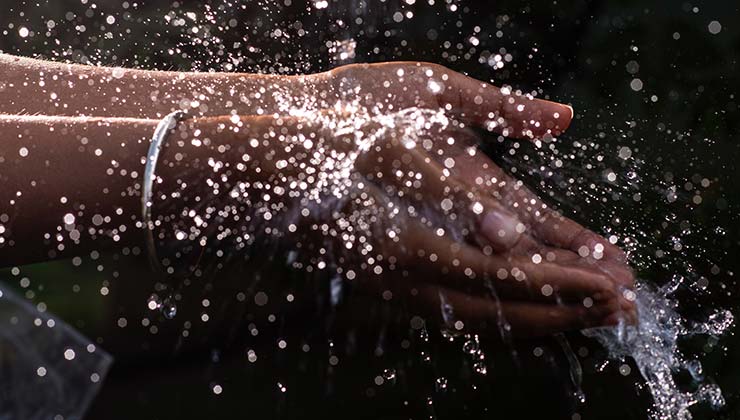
[435,377,448,392]
[473,361,487,375]
[161,297,177,319]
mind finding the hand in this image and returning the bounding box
[345,111,635,336]
[315,62,636,328]
[320,61,573,140]
[156,110,633,338]
[0,55,573,134]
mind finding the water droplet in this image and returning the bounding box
[573,390,586,404]
[111,67,126,79]
[473,361,487,375]
[147,295,161,311]
[686,360,703,382]
[462,337,479,354]
[708,21,722,35]
[63,213,75,225]
[435,377,448,392]
[161,297,177,319]
[698,384,725,409]
[619,364,631,376]
[618,146,632,160]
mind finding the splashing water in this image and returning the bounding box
[1,2,735,419]
[584,283,733,420]
[492,117,736,419]
[142,79,735,419]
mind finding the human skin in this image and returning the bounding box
[0,54,619,266]
[0,113,633,337]
[0,54,636,335]
[0,53,570,138]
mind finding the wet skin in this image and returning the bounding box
[0,54,636,337]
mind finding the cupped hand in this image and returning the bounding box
[159,109,634,338]
[313,62,636,323]
[344,111,636,335]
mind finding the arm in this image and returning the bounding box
[0,53,317,118]
[0,115,152,265]
[0,54,571,140]
[0,113,311,266]
[0,113,633,336]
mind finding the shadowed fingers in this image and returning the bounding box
[398,222,619,304]
[409,283,620,338]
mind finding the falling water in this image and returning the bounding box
[150,5,738,419]
[495,127,736,419]
[585,284,732,420]
[1,1,736,419]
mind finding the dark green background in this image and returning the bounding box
[1,1,738,419]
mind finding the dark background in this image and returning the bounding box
[1,1,739,419]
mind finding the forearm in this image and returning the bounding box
[0,53,327,119]
[0,115,155,265]
[0,113,332,267]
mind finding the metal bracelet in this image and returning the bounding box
[141,110,188,271]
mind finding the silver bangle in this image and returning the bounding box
[142,110,188,271]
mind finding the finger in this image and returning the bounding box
[346,165,619,305]
[434,66,573,139]
[399,222,618,303]
[533,214,636,291]
[329,62,572,140]
[596,259,635,290]
[444,143,633,279]
[501,256,619,303]
[479,241,634,314]
[533,246,637,316]
[410,283,620,338]
[537,211,625,259]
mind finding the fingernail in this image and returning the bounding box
[565,105,574,121]
[551,104,574,135]
[480,211,523,250]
